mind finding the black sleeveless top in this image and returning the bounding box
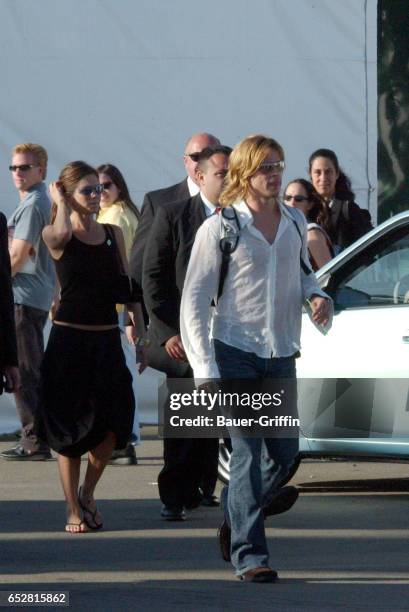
[54,225,118,325]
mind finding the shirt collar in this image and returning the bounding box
[232,199,253,228]
[233,199,293,228]
[200,192,219,217]
[20,181,46,204]
[187,176,200,196]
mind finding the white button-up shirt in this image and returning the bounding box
[180,199,328,379]
[187,176,200,196]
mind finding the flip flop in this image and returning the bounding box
[65,520,89,534]
[78,486,103,530]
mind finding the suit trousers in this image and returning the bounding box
[14,304,49,451]
[148,344,219,508]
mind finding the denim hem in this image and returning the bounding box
[235,560,270,576]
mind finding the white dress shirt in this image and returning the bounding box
[180,199,329,379]
[187,176,200,196]
[200,192,219,217]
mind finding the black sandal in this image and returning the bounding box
[78,486,103,530]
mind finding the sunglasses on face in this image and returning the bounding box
[9,164,39,172]
[258,160,285,174]
[100,181,113,190]
[77,184,104,196]
[185,152,200,162]
[283,195,309,203]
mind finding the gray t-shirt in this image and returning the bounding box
[8,182,55,311]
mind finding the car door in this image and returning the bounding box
[297,222,409,456]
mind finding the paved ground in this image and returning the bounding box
[1,429,409,611]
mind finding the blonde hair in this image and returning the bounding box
[12,143,48,178]
[220,134,284,207]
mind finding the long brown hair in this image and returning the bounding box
[284,178,331,233]
[97,163,140,221]
[50,160,98,223]
[220,134,285,207]
[308,148,355,201]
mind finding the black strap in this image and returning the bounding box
[290,216,312,276]
[216,252,231,304]
[342,200,350,221]
[215,207,241,305]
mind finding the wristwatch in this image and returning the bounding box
[133,337,150,348]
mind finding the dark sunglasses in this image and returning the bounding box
[185,152,200,162]
[101,181,113,190]
[284,195,309,203]
[77,184,104,196]
[9,164,38,172]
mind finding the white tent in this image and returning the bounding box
[0,0,377,216]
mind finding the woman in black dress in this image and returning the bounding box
[40,161,147,533]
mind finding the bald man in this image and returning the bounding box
[129,133,220,291]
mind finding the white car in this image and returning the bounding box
[218,211,409,482]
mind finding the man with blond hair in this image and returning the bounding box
[1,143,54,461]
[181,134,332,581]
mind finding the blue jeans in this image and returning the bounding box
[214,339,299,575]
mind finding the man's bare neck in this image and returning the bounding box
[245,194,278,214]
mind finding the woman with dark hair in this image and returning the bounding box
[97,164,140,261]
[284,178,334,270]
[308,148,372,252]
[39,161,147,533]
[97,164,142,465]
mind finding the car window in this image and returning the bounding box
[328,226,409,310]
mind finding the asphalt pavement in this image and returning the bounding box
[1,428,409,612]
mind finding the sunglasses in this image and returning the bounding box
[284,195,309,203]
[9,164,39,172]
[185,152,200,162]
[77,184,104,196]
[258,161,285,174]
[100,181,113,190]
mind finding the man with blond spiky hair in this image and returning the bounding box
[1,143,54,461]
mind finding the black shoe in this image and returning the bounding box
[263,486,299,518]
[218,518,231,562]
[0,445,51,461]
[184,491,203,510]
[108,443,137,466]
[160,506,186,521]
[200,495,220,507]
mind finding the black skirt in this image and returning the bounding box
[37,325,135,457]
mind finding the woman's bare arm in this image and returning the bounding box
[42,182,72,257]
[307,228,332,269]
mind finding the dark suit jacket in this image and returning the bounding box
[0,213,18,370]
[130,178,190,288]
[329,199,372,250]
[142,193,207,375]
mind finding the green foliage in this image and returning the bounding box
[378,1,409,222]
